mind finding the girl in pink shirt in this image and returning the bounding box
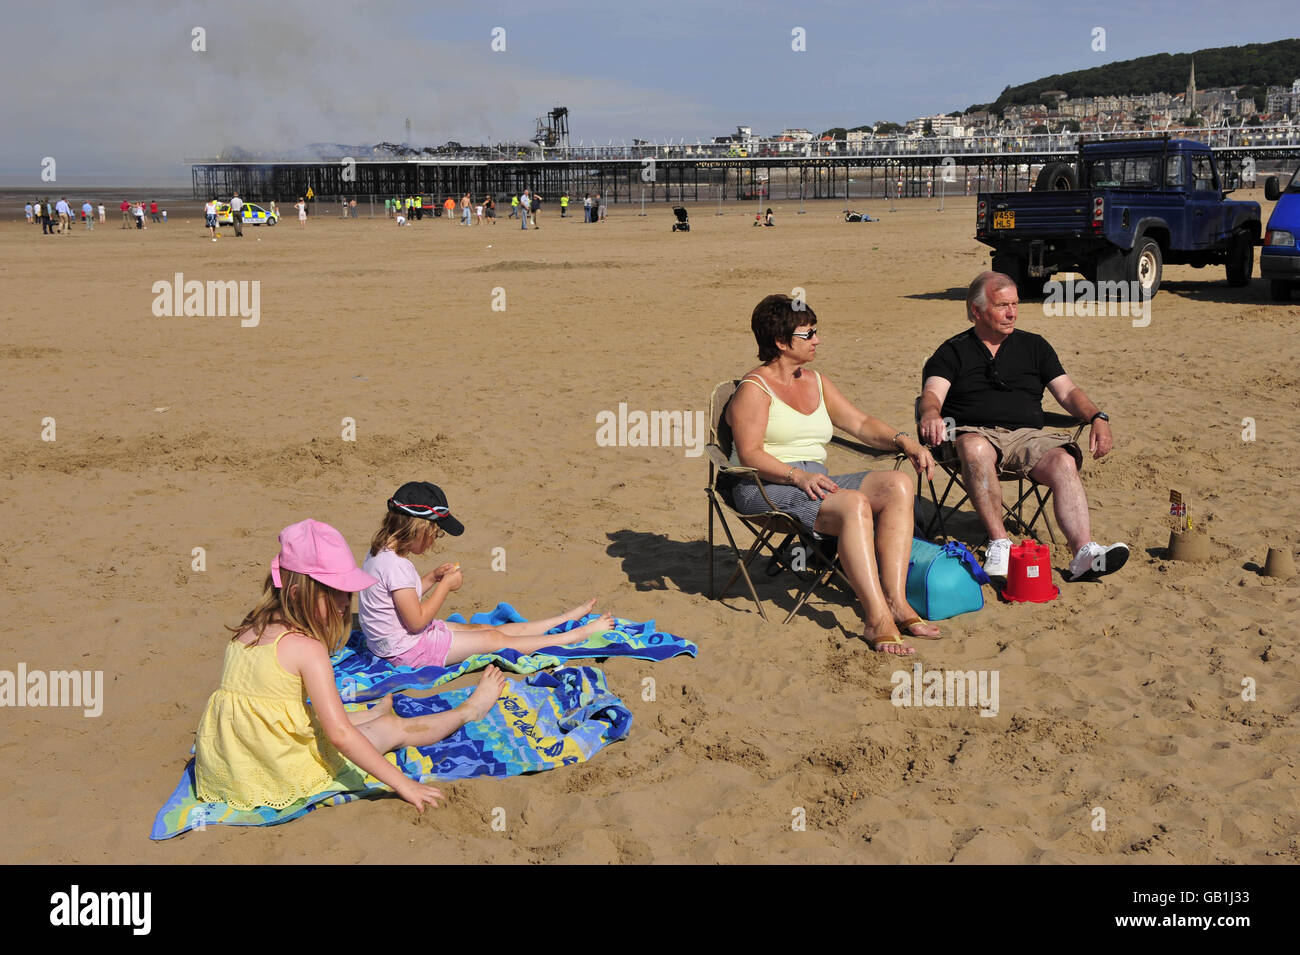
[359,482,614,668]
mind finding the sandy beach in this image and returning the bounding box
[1,193,1297,864]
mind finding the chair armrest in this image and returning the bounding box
[705,444,732,469]
[831,432,906,470]
[1042,411,1087,430]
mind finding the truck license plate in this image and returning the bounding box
[993,211,1015,229]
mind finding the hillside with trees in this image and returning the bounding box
[968,39,1300,114]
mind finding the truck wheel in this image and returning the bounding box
[1272,280,1294,302]
[991,254,1049,299]
[990,254,1022,284]
[1126,238,1162,299]
[1034,163,1078,192]
[1225,233,1253,287]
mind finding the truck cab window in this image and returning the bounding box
[1192,156,1216,191]
[1166,156,1185,187]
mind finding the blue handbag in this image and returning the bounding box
[906,539,990,620]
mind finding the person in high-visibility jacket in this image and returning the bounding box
[560,193,570,217]
[414,195,423,220]
[510,195,520,218]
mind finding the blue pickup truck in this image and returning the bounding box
[1262,165,1300,301]
[976,138,1261,299]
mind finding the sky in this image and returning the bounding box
[3,0,1296,183]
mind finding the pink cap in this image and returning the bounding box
[270,519,377,592]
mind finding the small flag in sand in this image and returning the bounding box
[1169,490,1190,529]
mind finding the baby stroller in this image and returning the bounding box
[671,206,690,232]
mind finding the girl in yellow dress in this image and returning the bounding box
[194,519,505,813]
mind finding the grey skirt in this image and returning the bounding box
[730,461,868,536]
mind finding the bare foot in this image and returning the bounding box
[889,601,940,639]
[864,626,916,656]
[460,665,507,722]
[562,598,598,623]
[346,693,394,725]
[562,612,615,643]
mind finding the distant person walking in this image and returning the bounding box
[444,195,455,223]
[510,194,520,219]
[134,201,147,229]
[560,192,569,217]
[24,202,33,225]
[150,200,160,223]
[583,193,592,223]
[230,193,244,236]
[519,189,531,230]
[351,197,359,219]
[120,199,132,229]
[296,197,307,229]
[55,197,71,234]
[97,203,106,223]
[82,201,94,230]
[461,192,472,226]
[484,195,495,224]
[205,197,219,237]
[597,193,607,222]
[530,192,541,229]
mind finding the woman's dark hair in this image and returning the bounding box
[751,294,817,362]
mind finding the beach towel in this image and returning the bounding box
[151,665,629,839]
[334,604,697,701]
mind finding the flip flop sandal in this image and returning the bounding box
[867,633,917,655]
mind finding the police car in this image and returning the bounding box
[215,201,278,226]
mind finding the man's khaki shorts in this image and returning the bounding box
[953,426,1082,476]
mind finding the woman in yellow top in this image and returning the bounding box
[727,294,937,655]
[194,519,506,813]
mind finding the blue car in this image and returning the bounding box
[1263,165,1300,301]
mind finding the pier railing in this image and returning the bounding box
[186,125,1300,165]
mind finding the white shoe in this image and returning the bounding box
[1068,541,1130,581]
[983,538,1012,576]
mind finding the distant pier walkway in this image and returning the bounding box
[190,126,1300,205]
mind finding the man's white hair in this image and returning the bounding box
[967,271,1017,319]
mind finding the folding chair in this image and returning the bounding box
[913,397,1086,544]
[705,379,901,623]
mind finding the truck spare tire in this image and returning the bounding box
[1034,163,1078,192]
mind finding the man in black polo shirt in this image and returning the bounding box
[918,271,1128,581]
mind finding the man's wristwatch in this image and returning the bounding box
[1089,412,1109,424]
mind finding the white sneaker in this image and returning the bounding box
[983,538,1012,576]
[1068,541,1130,581]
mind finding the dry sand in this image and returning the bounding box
[1,194,1297,864]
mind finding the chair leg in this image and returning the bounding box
[707,494,715,598]
[782,567,835,624]
[720,524,775,599]
[709,500,772,621]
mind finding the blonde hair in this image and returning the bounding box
[229,569,351,654]
[368,510,436,558]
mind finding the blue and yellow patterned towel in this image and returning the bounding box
[151,666,629,840]
[334,603,696,701]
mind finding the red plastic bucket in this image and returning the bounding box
[1001,540,1059,603]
